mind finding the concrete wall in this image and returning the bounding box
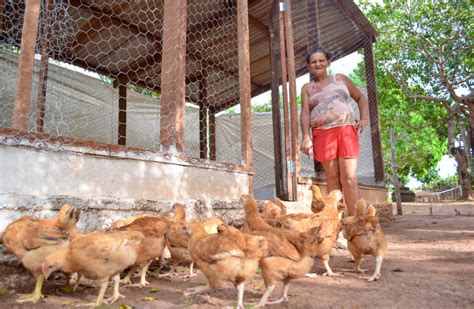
[0,144,251,232]
[294,177,393,222]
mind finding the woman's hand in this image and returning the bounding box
[301,137,313,158]
[356,118,369,134]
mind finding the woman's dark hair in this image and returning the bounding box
[306,46,332,63]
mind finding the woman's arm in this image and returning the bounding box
[300,83,313,158]
[337,74,369,133]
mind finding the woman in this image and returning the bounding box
[300,47,369,215]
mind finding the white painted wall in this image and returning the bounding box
[0,145,249,201]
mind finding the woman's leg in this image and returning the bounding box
[321,159,342,193]
[338,158,359,215]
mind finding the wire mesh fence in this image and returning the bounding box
[0,0,241,163]
[0,0,384,198]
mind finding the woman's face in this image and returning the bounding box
[308,52,330,77]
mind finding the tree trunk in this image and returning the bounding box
[448,113,472,200]
[390,127,402,215]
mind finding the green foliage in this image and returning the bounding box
[357,0,472,101]
[352,61,447,184]
[421,174,459,191]
[128,84,161,99]
[355,0,472,185]
[252,103,273,113]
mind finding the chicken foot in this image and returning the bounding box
[16,275,45,304]
[84,278,109,307]
[342,255,367,273]
[321,258,343,277]
[360,256,383,282]
[184,285,212,296]
[266,280,290,305]
[104,274,125,304]
[257,284,275,307]
[121,266,137,285]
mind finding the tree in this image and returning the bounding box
[351,62,447,186]
[358,0,473,199]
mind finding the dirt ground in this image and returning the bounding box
[0,201,473,308]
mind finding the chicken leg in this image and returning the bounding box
[121,266,137,285]
[92,279,109,307]
[360,256,383,282]
[321,256,343,277]
[105,274,125,304]
[257,284,276,307]
[236,282,245,309]
[16,275,44,303]
[266,279,290,305]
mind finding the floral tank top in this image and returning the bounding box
[308,76,355,130]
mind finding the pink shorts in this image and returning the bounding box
[312,125,359,162]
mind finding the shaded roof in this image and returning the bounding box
[1,0,376,112]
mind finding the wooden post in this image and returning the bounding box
[390,127,402,215]
[118,83,127,145]
[159,0,187,153]
[364,41,385,182]
[36,0,53,133]
[0,0,5,37]
[308,0,324,176]
[284,0,300,201]
[199,67,209,159]
[237,0,252,166]
[209,111,216,161]
[279,3,292,200]
[269,17,284,198]
[12,0,41,130]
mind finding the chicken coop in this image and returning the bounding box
[0,0,388,232]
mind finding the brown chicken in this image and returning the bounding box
[242,194,327,306]
[164,203,224,278]
[42,230,144,306]
[279,190,345,277]
[116,215,170,287]
[262,197,287,227]
[310,184,325,213]
[185,222,268,309]
[110,213,161,230]
[1,204,80,304]
[341,199,387,281]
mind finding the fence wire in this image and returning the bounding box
[0,0,240,163]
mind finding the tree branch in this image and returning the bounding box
[382,63,451,108]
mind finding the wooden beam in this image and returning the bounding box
[68,0,160,42]
[159,0,187,152]
[12,0,41,130]
[269,18,284,198]
[118,83,127,145]
[248,14,269,35]
[199,67,209,159]
[238,0,252,170]
[364,42,385,182]
[279,4,292,200]
[209,111,216,161]
[71,16,105,49]
[285,0,300,200]
[36,0,53,133]
[308,0,324,176]
[0,0,5,33]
